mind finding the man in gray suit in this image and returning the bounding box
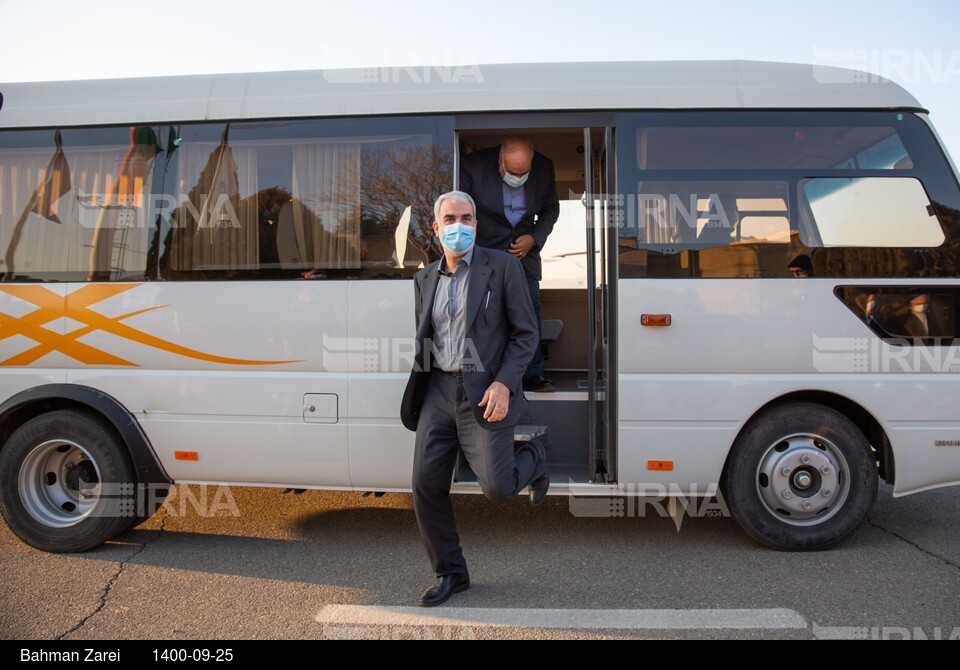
[401,190,550,607]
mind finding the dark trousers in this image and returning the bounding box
[412,371,546,577]
[523,271,546,381]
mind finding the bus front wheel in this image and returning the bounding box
[723,402,878,551]
[0,409,137,553]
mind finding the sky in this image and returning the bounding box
[1,0,958,159]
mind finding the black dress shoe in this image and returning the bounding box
[528,441,549,505]
[523,375,555,392]
[417,574,470,607]
[529,470,550,505]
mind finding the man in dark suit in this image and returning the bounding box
[401,190,550,607]
[901,294,942,339]
[460,138,560,392]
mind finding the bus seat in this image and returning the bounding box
[541,319,563,360]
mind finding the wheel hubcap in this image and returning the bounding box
[18,440,102,528]
[793,471,813,489]
[756,434,850,526]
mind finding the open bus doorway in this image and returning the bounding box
[455,126,613,485]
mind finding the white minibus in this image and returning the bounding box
[1,61,958,552]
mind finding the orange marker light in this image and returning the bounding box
[175,451,199,461]
[648,460,674,471]
[641,314,672,327]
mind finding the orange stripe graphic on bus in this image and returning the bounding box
[0,284,298,367]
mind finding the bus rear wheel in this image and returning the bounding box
[0,409,137,553]
[722,402,878,551]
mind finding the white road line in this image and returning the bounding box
[316,606,807,630]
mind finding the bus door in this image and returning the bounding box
[454,119,615,486]
[584,127,616,484]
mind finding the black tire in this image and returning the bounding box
[722,402,878,551]
[0,409,137,553]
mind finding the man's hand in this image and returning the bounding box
[508,234,536,261]
[478,381,511,422]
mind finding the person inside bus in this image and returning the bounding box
[460,137,560,392]
[400,190,549,607]
[788,254,814,278]
[864,293,879,327]
[901,294,941,339]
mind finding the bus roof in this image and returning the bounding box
[0,60,925,129]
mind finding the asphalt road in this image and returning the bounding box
[1,482,958,640]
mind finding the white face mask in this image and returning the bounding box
[503,171,529,188]
[912,302,928,314]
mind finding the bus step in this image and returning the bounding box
[513,424,547,443]
[453,426,548,484]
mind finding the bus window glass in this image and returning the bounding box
[635,125,909,170]
[799,177,945,248]
[159,120,450,279]
[0,127,160,281]
[838,286,957,343]
[616,111,960,278]
[833,133,913,170]
[621,180,796,277]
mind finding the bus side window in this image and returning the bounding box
[0,127,158,282]
[157,120,450,280]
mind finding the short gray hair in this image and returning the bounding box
[434,190,477,222]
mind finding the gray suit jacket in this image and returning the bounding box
[400,245,538,431]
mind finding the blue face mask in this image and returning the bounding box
[440,222,476,254]
[503,171,529,188]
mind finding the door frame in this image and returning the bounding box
[453,115,618,483]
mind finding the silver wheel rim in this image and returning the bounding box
[755,433,851,527]
[18,439,102,528]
